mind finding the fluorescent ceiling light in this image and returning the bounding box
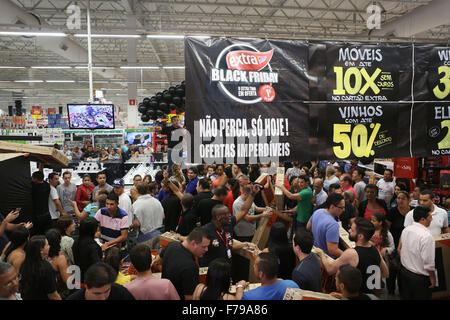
[32,66,72,69]
[120,66,160,69]
[147,35,184,39]
[14,80,43,83]
[74,34,141,38]
[75,66,115,69]
[46,80,75,83]
[0,31,66,37]
[0,66,26,69]
[163,66,185,69]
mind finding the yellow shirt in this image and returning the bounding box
[115,272,132,285]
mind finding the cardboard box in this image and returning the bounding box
[283,288,339,300]
[160,232,179,250]
[432,233,450,299]
[255,173,275,206]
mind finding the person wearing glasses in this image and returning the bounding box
[0,262,21,300]
[306,193,345,259]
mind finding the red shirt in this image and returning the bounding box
[75,184,95,211]
[224,190,240,215]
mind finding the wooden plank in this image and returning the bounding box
[160,231,179,250]
[255,173,275,207]
[283,288,339,300]
[432,233,450,299]
[0,153,26,162]
[0,141,68,166]
[274,167,285,211]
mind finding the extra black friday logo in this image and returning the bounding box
[211,43,278,104]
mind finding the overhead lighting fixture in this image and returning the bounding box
[147,35,184,39]
[31,66,72,69]
[14,80,43,83]
[74,34,141,38]
[120,66,160,69]
[0,66,26,69]
[75,66,115,69]
[0,31,66,37]
[163,66,185,69]
[46,80,75,83]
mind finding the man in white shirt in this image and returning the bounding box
[404,189,449,236]
[352,167,367,205]
[131,182,164,250]
[323,166,339,192]
[113,178,136,248]
[398,205,435,300]
[312,178,328,210]
[48,172,67,227]
[376,169,395,205]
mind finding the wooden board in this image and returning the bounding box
[229,283,261,294]
[283,288,339,300]
[274,167,285,210]
[160,232,179,250]
[432,233,450,299]
[255,173,275,207]
[0,141,68,166]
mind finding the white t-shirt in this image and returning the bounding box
[404,204,449,236]
[323,175,339,191]
[48,186,60,220]
[376,179,395,203]
[133,195,164,235]
[119,192,134,226]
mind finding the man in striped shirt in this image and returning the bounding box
[95,193,129,253]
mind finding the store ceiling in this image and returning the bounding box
[0,0,448,110]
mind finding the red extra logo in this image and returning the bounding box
[226,49,274,71]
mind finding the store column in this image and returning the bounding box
[126,15,138,128]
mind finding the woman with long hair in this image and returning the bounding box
[75,174,95,211]
[211,164,228,190]
[358,184,387,221]
[1,226,29,272]
[55,215,76,265]
[369,212,395,258]
[45,229,72,298]
[19,235,61,300]
[263,222,296,280]
[72,216,102,282]
[193,258,247,300]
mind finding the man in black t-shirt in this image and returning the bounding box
[199,185,262,269]
[193,178,213,209]
[176,193,197,236]
[31,171,51,235]
[197,186,228,225]
[67,262,134,300]
[332,265,378,300]
[160,228,210,300]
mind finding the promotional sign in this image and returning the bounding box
[185,37,310,163]
[315,42,413,102]
[314,103,410,159]
[31,106,42,119]
[413,45,450,157]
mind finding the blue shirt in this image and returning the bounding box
[185,176,199,196]
[158,188,169,201]
[241,280,299,300]
[309,209,340,258]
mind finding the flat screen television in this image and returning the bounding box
[67,104,115,129]
[126,132,152,146]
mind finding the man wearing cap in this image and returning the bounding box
[113,178,136,250]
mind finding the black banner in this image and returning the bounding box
[185,37,310,163]
[185,39,449,162]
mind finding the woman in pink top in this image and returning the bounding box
[211,164,227,190]
[358,184,387,221]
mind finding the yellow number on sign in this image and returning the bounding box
[438,120,450,149]
[351,124,368,158]
[333,67,346,95]
[433,66,450,99]
[333,124,351,158]
[344,67,362,95]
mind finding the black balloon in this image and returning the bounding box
[159,101,168,109]
[168,86,176,95]
[138,105,147,114]
[141,114,150,122]
[155,93,163,101]
[175,87,184,97]
[149,100,158,109]
[155,109,165,119]
[143,97,150,104]
[163,93,172,102]
[172,96,182,106]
